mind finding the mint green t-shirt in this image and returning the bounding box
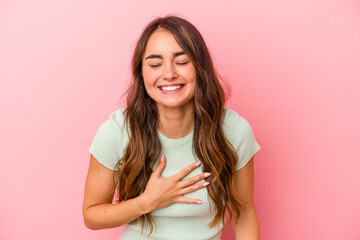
[88,108,261,240]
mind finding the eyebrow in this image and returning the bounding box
[145,51,186,60]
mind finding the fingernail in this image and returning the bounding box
[196,200,202,204]
[160,154,165,162]
[204,172,211,178]
[195,162,201,167]
[203,181,210,187]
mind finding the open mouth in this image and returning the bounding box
[158,84,185,92]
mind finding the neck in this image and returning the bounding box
[157,101,195,139]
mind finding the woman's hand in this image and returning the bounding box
[138,154,211,213]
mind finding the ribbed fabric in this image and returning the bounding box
[88,108,261,240]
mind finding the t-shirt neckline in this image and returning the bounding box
[157,129,194,145]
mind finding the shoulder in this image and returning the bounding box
[108,108,126,129]
[88,108,129,171]
[222,108,246,125]
[94,108,127,138]
[222,108,261,170]
[222,108,254,139]
[104,107,129,144]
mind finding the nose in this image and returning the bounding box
[162,62,177,80]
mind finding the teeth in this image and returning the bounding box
[160,85,183,91]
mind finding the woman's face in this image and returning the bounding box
[141,29,196,111]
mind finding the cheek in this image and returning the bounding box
[143,80,156,95]
[142,76,154,88]
[184,65,196,82]
[142,69,158,86]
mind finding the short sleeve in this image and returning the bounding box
[88,114,123,171]
[223,108,261,171]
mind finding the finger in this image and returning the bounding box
[175,196,203,204]
[153,154,166,177]
[179,172,211,188]
[180,181,210,195]
[173,161,202,181]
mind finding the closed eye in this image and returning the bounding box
[176,61,189,66]
[149,61,189,68]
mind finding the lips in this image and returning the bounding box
[158,84,185,91]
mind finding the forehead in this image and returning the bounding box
[143,29,184,56]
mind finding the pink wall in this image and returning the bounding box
[1,0,359,239]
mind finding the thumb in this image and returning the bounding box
[154,154,166,177]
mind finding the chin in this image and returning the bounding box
[158,103,184,108]
[156,99,194,109]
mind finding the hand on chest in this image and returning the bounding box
[150,144,214,217]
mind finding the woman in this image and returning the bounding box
[83,15,261,240]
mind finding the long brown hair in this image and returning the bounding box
[112,15,245,234]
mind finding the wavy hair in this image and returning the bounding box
[111,15,245,234]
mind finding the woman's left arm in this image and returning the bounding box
[233,156,260,240]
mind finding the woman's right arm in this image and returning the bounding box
[82,154,210,230]
[82,154,148,230]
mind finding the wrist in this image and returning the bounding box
[135,193,154,215]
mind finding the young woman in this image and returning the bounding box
[83,15,261,240]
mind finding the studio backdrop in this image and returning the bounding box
[0,0,359,239]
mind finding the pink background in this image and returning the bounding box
[1,0,359,239]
